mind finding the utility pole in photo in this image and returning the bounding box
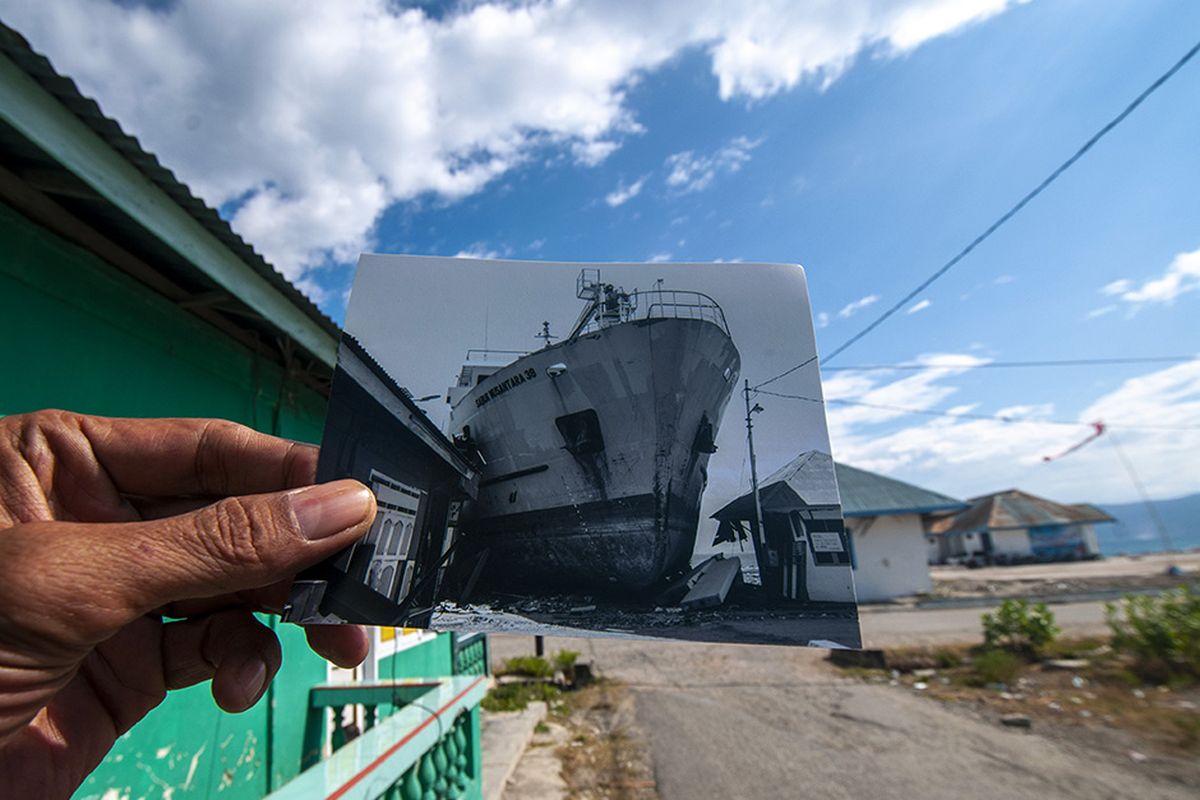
[744,379,766,548]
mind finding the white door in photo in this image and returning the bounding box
[367,469,426,601]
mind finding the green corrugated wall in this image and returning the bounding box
[1,200,328,798]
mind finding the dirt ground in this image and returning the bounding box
[554,680,658,800]
[839,639,1199,785]
[930,552,1200,600]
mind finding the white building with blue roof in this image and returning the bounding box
[835,460,968,602]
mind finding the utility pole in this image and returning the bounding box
[744,379,766,547]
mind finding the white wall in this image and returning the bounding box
[849,514,932,602]
[990,528,1032,558]
[926,534,942,564]
[1080,523,1100,556]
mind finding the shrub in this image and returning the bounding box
[481,682,561,712]
[1106,586,1200,682]
[499,655,554,678]
[554,649,581,683]
[554,649,580,672]
[934,649,963,669]
[968,649,1022,687]
[982,599,1060,656]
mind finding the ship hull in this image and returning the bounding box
[450,317,740,591]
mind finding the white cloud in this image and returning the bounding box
[1104,247,1200,306]
[823,352,989,434]
[906,299,932,314]
[815,311,831,329]
[664,136,762,193]
[2,0,1026,284]
[1086,304,1117,319]
[837,294,879,319]
[572,140,621,167]
[648,252,673,263]
[993,274,1014,285]
[706,0,1020,99]
[605,174,649,207]
[1101,278,1133,296]
[827,360,1200,504]
[453,243,501,259]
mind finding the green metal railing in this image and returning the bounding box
[267,676,487,800]
[451,632,489,677]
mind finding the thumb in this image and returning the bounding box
[0,480,374,649]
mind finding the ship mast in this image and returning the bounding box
[744,379,766,547]
[535,321,556,347]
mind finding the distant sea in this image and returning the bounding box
[1095,493,1198,556]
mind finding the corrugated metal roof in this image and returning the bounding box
[929,490,1116,535]
[0,22,340,342]
[834,462,967,517]
[762,451,843,506]
[712,451,966,520]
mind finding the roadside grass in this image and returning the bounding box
[483,650,657,798]
[831,637,1200,758]
[500,655,557,679]
[481,651,578,712]
[482,681,562,712]
[555,679,657,800]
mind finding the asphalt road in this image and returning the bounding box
[491,601,1192,800]
[859,599,1110,648]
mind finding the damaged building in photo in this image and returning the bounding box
[285,335,481,626]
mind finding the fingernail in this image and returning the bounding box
[235,658,268,707]
[291,480,373,540]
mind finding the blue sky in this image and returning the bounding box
[4,0,1198,505]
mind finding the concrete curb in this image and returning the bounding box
[481,701,548,800]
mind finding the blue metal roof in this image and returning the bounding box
[834,461,967,517]
[712,451,966,520]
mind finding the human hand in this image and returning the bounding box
[0,410,376,797]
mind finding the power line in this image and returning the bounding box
[754,388,1200,432]
[753,354,818,391]
[822,37,1200,364]
[754,36,1200,390]
[1108,430,1176,553]
[823,355,1198,372]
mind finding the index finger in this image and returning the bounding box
[73,413,319,498]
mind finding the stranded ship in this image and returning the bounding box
[446,269,740,592]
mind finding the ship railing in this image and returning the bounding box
[574,289,731,337]
[464,348,528,362]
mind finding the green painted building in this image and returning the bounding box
[0,22,486,799]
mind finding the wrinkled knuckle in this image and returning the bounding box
[194,419,256,494]
[282,440,318,487]
[26,408,74,427]
[202,497,272,572]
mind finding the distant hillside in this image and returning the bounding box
[1097,492,1200,554]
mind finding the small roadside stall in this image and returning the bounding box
[712,450,856,604]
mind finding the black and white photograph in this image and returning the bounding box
[285,255,861,648]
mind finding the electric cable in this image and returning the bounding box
[754,36,1200,390]
[754,388,1200,431]
[822,355,1198,372]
